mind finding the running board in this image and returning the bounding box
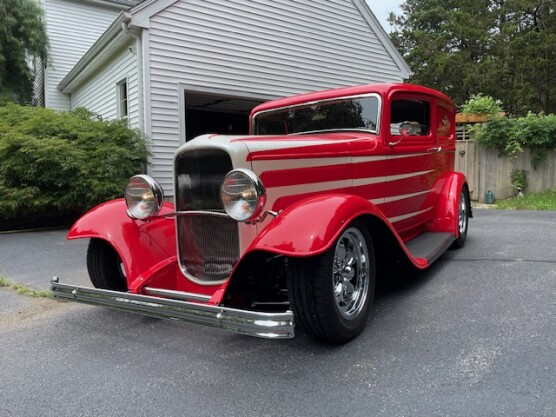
[405,232,455,264]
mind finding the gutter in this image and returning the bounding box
[80,0,138,10]
[58,12,133,93]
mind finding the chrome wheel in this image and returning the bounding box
[332,227,370,320]
[458,190,468,235]
[287,219,375,342]
[452,187,470,249]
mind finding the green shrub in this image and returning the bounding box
[461,94,504,116]
[510,169,528,193]
[475,112,556,168]
[0,103,149,222]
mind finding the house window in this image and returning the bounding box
[117,79,128,121]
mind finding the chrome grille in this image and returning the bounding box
[175,149,238,284]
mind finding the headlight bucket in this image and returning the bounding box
[125,175,164,220]
[220,169,266,222]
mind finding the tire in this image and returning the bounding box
[287,220,375,343]
[86,239,128,291]
[451,187,470,249]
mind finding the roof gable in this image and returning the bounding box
[125,0,409,76]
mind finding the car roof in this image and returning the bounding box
[251,83,454,116]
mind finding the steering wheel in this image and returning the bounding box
[399,121,418,136]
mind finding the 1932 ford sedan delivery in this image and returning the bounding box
[52,84,472,342]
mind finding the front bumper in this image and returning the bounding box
[51,278,294,339]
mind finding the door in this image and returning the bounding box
[385,95,438,240]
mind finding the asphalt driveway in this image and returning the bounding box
[0,209,554,417]
[0,228,89,290]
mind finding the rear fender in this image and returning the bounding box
[67,199,177,291]
[426,172,470,236]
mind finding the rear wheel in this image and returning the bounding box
[287,220,375,342]
[452,188,470,249]
[86,239,127,291]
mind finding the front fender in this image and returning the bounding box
[67,199,177,290]
[219,194,411,305]
[248,194,389,257]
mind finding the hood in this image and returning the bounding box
[177,132,380,215]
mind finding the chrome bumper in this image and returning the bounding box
[50,278,294,339]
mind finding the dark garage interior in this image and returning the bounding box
[184,91,265,140]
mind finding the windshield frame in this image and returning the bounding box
[252,93,382,136]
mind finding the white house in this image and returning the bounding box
[34,0,137,108]
[36,0,411,196]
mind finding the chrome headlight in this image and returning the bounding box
[220,169,266,222]
[125,175,164,220]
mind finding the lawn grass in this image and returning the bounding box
[0,277,52,298]
[496,189,556,210]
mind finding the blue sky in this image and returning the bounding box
[367,0,403,31]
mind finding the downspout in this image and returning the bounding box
[122,14,145,134]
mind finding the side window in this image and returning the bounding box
[390,99,430,137]
[117,78,128,122]
[437,104,454,140]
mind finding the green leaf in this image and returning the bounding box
[0,103,149,220]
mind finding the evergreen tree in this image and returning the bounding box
[389,0,556,114]
[499,0,556,114]
[0,0,48,104]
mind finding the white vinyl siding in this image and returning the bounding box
[44,0,121,110]
[32,0,46,106]
[71,45,139,128]
[146,0,405,195]
[32,57,45,107]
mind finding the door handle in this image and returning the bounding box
[428,147,442,153]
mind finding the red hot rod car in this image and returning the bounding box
[52,83,471,342]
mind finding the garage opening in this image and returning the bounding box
[184,91,266,141]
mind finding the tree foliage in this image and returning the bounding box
[461,94,504,116]
[0,104,149,222]
[0,0,48,103]
[475,112,556,167]
[389,0,556,115]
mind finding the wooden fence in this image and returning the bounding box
[455,138,556,202]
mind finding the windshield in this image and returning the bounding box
[252,94,380,135]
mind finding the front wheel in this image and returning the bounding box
[287,220,375,343]
[86,239,128,291]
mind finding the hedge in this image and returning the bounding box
[0,104,149,227]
